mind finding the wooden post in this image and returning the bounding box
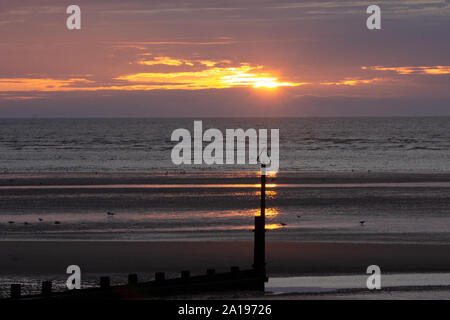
[155,272,165,282]
[128,274,138,286]
[253,164,266,273]
[100,276,110,289]
[181,270,190,280]
[261,165,266,218]
[41,280,52,295]
[10,284,21,299]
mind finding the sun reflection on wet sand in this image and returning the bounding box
[251,171,278,177]
[265,208,279,217]
[265,223,283,230]
[253,207,280,217]
[255,189,277,199]
[200,207,280,218]
[254,183,277,188]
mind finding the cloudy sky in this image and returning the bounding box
[0,0,449,117]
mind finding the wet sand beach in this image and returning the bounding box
[1,172,449,242]
[1,171,449,298]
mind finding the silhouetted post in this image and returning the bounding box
[181,270,190,280]
[10,284,21,299]
[155,272,165,282]
[231,266,240,278]
[41,280,52,295]
[100,276,110,289]
[253,164,266,273]
[128,274,138,286]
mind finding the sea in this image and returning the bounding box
[0,117,449,173]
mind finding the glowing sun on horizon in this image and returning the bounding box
[221,72,299,89]
[251,77,294,89]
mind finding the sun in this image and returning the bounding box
[219,68,301,89]
[252,78,281,88]
[252,77,300,89]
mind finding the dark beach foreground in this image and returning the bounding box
[2,241,450,276]
[2,241,450,299]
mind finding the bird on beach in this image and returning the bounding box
[359,220,366,226]
[280,222,287,226]
[296,215,301,218]
[107,211,115,216]
[24,222,29,225]
[8,221,14,224]
[54,221,61,225]
[38,218,43,222]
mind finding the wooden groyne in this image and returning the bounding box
[8,268,267,300]
[4,167,269,300]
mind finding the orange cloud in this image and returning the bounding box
[0,78,94,92]
[320,78,386,86]
[136,56,233,68]
[362,65,450,75]
[137,56,234,68]
[116,63,305,89]
[0,62,303,97]
[138,56,194,66]
[198,59,231,67]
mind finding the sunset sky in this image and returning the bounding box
[0,0,449,117]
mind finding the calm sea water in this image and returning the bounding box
[0,117,449,173]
